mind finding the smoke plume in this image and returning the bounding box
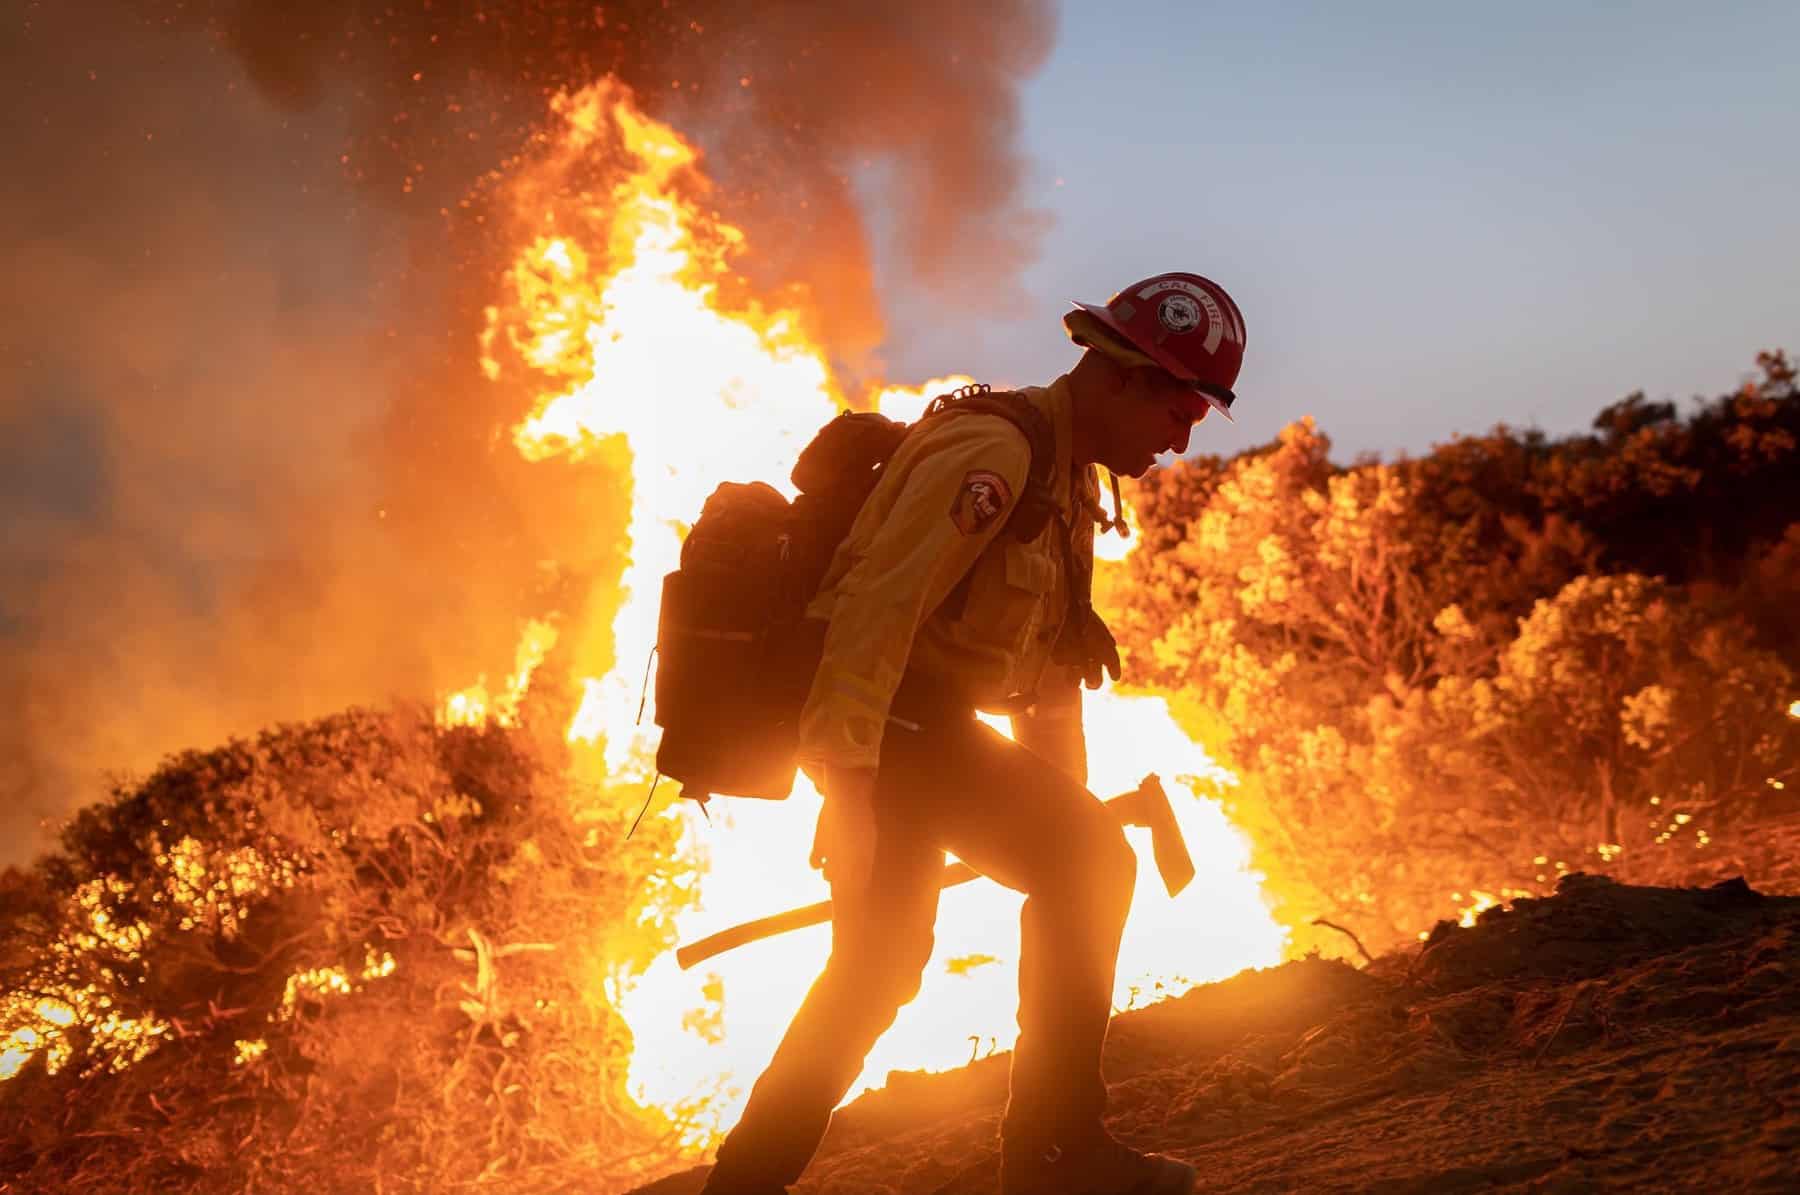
[0,0,1056,865]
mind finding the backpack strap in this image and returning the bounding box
[920,384,1060,623]
[920,384,1057,543]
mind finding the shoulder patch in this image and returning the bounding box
[948,469,1013,536]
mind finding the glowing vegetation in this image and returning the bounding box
[0,709,695,1193]
[1109,351,1800,952]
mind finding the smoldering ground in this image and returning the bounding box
[0,0,1057,864]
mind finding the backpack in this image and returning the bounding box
[651,385,1055,805]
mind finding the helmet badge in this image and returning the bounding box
[1157,293,1202,336]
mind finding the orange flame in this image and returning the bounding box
[439,618,558,729]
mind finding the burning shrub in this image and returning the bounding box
[1385,573,1800,891]
[1109,353,1800,956]
[1107,416,1472,948]
[0,706,695,1194]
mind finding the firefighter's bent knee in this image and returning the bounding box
[1090,822,1138,914]
[833,923,933,1014]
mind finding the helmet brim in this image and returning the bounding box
[1193,385,1237,422]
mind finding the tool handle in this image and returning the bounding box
[676,862,980,970]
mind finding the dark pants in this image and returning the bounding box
[701,686,1138,1193]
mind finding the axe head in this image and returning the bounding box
[1109,774,1197,899]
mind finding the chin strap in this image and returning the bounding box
[1099,470,1130,538]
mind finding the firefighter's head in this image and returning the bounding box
[1065,272,1245,477]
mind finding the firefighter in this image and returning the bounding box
[699,273,1246,1195]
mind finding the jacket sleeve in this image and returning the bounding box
[798,419,1032,770]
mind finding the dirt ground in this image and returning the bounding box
[631,873,1800,1194]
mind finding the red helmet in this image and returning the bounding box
[1069,272,1246,420]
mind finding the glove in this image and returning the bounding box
[1053,606,1121,690]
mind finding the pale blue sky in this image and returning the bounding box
[878,1,1799,460]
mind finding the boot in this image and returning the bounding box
[1000,1131,1197,1195]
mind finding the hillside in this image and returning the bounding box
[634,874,1800,1194]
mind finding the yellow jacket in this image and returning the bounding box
[797,377,1099,772]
